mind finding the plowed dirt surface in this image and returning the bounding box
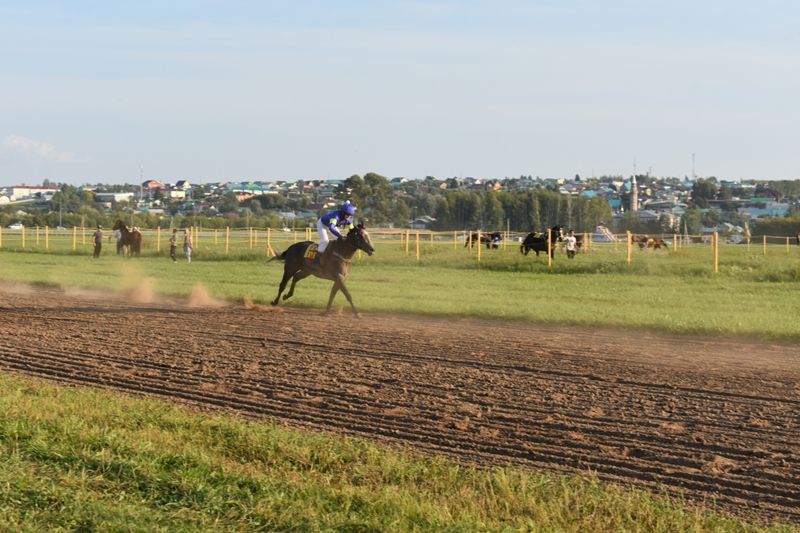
[1,283,798,522]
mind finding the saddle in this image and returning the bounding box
[304,243,332,270]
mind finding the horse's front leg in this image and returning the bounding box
[336,277,359,317]
[283,270,310,301]
[325,282,340,312]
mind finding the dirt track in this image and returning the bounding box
[0,283,798,523]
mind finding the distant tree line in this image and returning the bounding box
[3,177,800,236]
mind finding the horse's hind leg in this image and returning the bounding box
[271,270,295,306]
[283,271,310,301]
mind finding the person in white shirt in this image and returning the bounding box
[565,230,577,259]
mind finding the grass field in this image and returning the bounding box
[2,236,799,530]
[0,373,795,532]
[1,231,799,340]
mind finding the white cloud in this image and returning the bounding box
[3,134,74,162]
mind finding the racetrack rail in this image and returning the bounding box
[0,285,798,523]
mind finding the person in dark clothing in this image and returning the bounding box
[169,229,177,262]
[92,225,103,258]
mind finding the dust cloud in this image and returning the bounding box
[187,284,224,308]
[242,295,282,312]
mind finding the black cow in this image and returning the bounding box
[520,226,564,258]
[465,231,503,249]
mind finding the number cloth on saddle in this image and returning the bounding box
[304,243,319,266]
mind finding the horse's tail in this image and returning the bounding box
[269,249,287,262]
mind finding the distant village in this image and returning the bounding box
[1,174,799,237]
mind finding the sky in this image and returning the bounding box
[1,0,798,185]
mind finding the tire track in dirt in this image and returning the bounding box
[0,284,798,522]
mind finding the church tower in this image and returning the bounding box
[630,176,639,212]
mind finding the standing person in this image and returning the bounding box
[114,227,123,255]
[183,228,193,263]
[317,201,356,253]
[169,229,178,263]
[92,225,103,258]
[564,229,577,259]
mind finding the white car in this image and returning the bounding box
[7,222,23,230]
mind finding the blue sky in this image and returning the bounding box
[1,0,798,184]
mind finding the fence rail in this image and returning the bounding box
[0,226,798,272]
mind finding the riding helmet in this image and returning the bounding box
[342,202,356,216]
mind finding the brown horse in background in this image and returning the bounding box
[112,221,143,257]
[631,234,669,250]
[270,224,375,316]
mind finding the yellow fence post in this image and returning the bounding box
[21,225,26,249]
[468,231,473,252]
[0,226,2,248]
[35,226,40,246]
[673,233,677,253]
[713,231,719,274]
[763,235,767,255]
[225,227,230,255]
[266,227,275,256]
[72,227,77,251]
[45,226,49,250]
[156,226,161,253]
[429,231,433,250]
[547,228,552,267]
[405,230,410,256]
[477,229,482,263]
[626,231,632,266]
[453,230,457,249]
[787,237,790,255]
[416,231,420,262]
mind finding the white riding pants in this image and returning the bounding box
[317,219,331,252]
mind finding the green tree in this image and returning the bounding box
[691,179,717,208]
[681,206,703,235]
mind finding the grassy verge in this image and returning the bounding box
[0,373,794,532]
[1,242,800,340]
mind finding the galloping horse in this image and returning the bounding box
[112,221,143,257]
[464,231,503,249]
[520,225,564,258]
[270,224,375,316]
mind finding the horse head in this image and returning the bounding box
[550,225,565,242]
[346,223,375,256]
[112,220,126,231]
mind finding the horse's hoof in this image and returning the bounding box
[354,312,362,319]
[270,300,279,306]
[282,295,290,301]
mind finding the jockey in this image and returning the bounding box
[317,201,356,253]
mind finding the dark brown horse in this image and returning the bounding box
[112,221,143,257]
[464,232,503,249]
[520,225,564,258]
[270,224,375,316]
